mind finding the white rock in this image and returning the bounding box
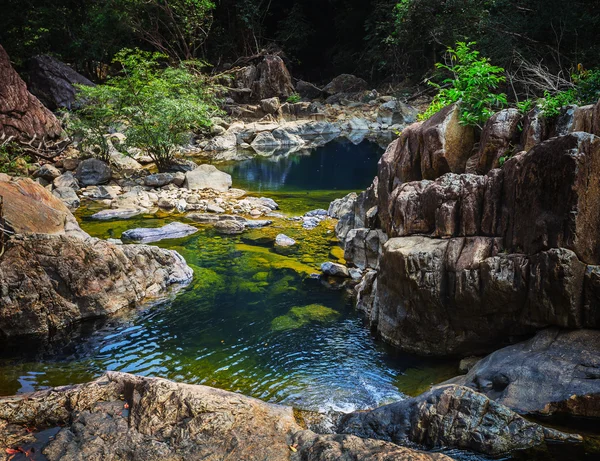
[184,164,232,192]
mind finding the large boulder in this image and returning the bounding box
[323,74,368,95]
[27,54,94,110]
[0,44,62,140]
[184,164,232,192]
[0,372,452,461]
[376,99,419,126]
[230,55,294,102]
[339,384,580,458]
[0,178,84,237]
[296,80,322,99]
[0,234,193,339]
[75,158,112,186]
[454,328,600,419]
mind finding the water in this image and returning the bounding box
[0,138,457,413]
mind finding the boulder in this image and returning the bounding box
[328,192,357,219]
[339,384,580,458]
[323,74,368,95]
[109,149,144,172]
[0,44,62,141]
[376,99,419,126]
[144,173,174,188]
[121,222,198,243]
[0,234,192,338]
[321,262,350,278]
[275,234,296,247]
[91,208,147,220]
[27,54,94,110]
[52,186,80,210]
[205,132,237,151]
[521,107,548,151]
[0,178,84,237]
[252,55,295,101]
[260,96,281,115]
[454,328,600,419]
[344,228,388,270]
[53,171,79,190]
[62,157,80,171]
[296,80,323,99]
[75,158,112,186]
[34,163,61,181]
[184,164,232,192]
[0,372,451,461]
[213,219,245,235]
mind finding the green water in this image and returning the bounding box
[0,138,457,414]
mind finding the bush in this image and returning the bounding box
[0,142,30,176]
[74,48,222,171]
[420,42,507,127]
[286,92,301,103]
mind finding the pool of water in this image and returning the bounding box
[0,138,458,413]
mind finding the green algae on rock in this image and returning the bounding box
[271,304,340,331]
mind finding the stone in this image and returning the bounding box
[275,234,296,247]
[454,328,600,419]
[75,158,112,186]
[205,132,237,151]
[52,186,80,210]
[0,178,84,238]
[91,208,147,220]
[27,54,94,110]
[346,117,370,131]
[321,262,350,278]
[252,55,295,101]
[34,163,61,181]
[121,222,198,243]
[376,99,419,126]
[214,220,245,235]
[62,157,80,171]
[53,171,79,190]
[328,192,357,219]
[296,80,323,99]
[206,203,225,213]
[109,150,144,172]
[339,384,580,458]
[172,171,185,187]
[166,158,198,172]
[251,131,280,149]
[260,96,281,114]
[187,213,239,224]
[344,228,388,270]
[259,197,279,210]
[521,107,548,151]
[245,220,272,228]
[144,173,174,188]
[323,74,368,95]
[184,164,232,192]
[0,44,62,141]
[0,234,192,338]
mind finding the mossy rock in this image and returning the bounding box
[329,245,346,263]
[271,304,340,331]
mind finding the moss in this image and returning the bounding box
[329,245,345,263]
[395,363,460,397]
[271,304,340,331]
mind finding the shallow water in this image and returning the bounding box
[0,138,457,413]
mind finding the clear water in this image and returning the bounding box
[0,139,458,413]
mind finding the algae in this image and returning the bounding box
[271,304,340,331]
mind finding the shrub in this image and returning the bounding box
[74,48,222,171]
[0,142,30,176]
[419,42,507,127]
[286,92,301,103]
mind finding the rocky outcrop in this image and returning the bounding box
[0,372,452,461]
[0,177,84,237]
[27,54,94,110]
[0,234,192,339]
[230,54,294,103]
[338,384,580,458]
[453,328,600,419]
[0,44,62,140]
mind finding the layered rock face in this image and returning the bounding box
[0,372,452,461]
[0,233,193,338]
[0,45,62,140]
[342,99,600,356]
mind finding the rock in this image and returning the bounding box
[52,186,80,210]
[166,158,198,172]
[296,80,323,99]
[205,132,237,151]
[184,164,232,192]
[62,157,80,171]
[121,222,198,243]
[458,356,481,374]
[260,96,281,115]
[91,208,147,220]
[144,173,174,188]
[0,44,62,140]
[339,384,581,458]
[245,220,272,228]
[206,203,225,213]
[272,127,306,146]
[344,228,388,270]
[454,328,600,419]
[214,220,245,235]
[377,99,419,126]
[0,178,85,238]
[275,234,296,247]
[187,213,239,224]
[321,262,350,278]
[521,107,548,151]
[252,55,295,101]
[0,372,450,461]
[75,158,112,186]
[84,184,121,200]
[34,163,61,181]
[0,234,192,338]
[171,171,185,187]
[251,131,280,149]
[328,192,357,219]
[53,171,79,190]
[27,54,94,110]
[323,74,368,95]
[259,197,279,210]
[346,117,370,131]
[109,150,144,172]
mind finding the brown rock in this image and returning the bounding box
[252,55,295,101]
[0,45,62,141]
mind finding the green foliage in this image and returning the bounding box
[539,89,578,118]
[419,42,507,127]
[0,143,30,176]
[516,99,534,114]
[286,92,302,104]
[74,48,221,171]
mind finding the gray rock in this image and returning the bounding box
[344,228,388,270]
[184,164,232,192]
[53,171,79,190]
[91,208,146,220]
[34,163,61,181]
[323,74,368,95]
[172,172,185,187]
[75,158,112,186]
[296,80,323,99]
[52,186,80,210]
[144,173,174,188]
[275,234,296,247]
[187,213,240,224]
[206,203,225,213]
[260,96,281,114]
[328,192,357,219]
[245,220,272,228]
[376,99,419,126]
[121,222,198,243]
[214,219,245,235]
[259,197,279,210]
[321,261,350,278]
[205,132,237,151]
[109,150,144,172]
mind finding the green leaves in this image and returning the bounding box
[419,42,507,127]
[72,48,222,171]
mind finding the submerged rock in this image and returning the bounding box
[121,222,198,243]
[0,234,192,339]
[271,304,340,331]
